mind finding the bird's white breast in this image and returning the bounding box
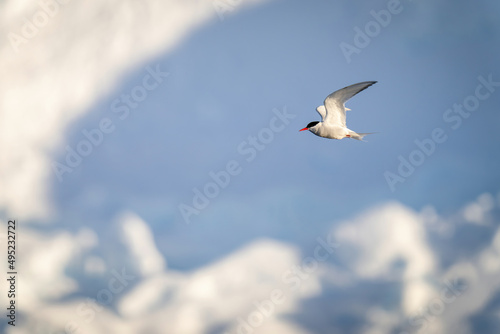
[310,123,348,139]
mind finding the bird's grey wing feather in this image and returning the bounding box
[323,81,377,127]
[316,105,327,121]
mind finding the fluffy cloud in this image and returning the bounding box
[334,202,437,314]
[0,0,270,220]
[8,194,500,333]
[119,211,166,277]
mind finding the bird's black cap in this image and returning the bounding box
[306,121,319,128]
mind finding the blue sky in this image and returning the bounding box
[52,0,500,261]
[2,0,500,333]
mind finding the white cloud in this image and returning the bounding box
[333,202,436,314]
[463,193,495,224]
[84,255,107,275]
[117,238,314,333]
[8,195,500,333]
[119,211,166,277]
[437,226,500,333]
[12,233,312,334]
[0,0,271,220]
[363,307,400,334]
[76,227,99,250]
[16,226,99,311]
[117,272,184,319]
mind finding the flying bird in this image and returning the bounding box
[300,81,377,141]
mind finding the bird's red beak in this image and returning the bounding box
[299,127,308,132]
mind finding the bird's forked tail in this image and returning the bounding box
[349,131,375,141]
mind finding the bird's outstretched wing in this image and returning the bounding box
[316,105,327,121]
[323,81,377,127]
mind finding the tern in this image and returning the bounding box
[300,81,377,140]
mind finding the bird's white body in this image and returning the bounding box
[308,123,350,140]
[300,81,377,141]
